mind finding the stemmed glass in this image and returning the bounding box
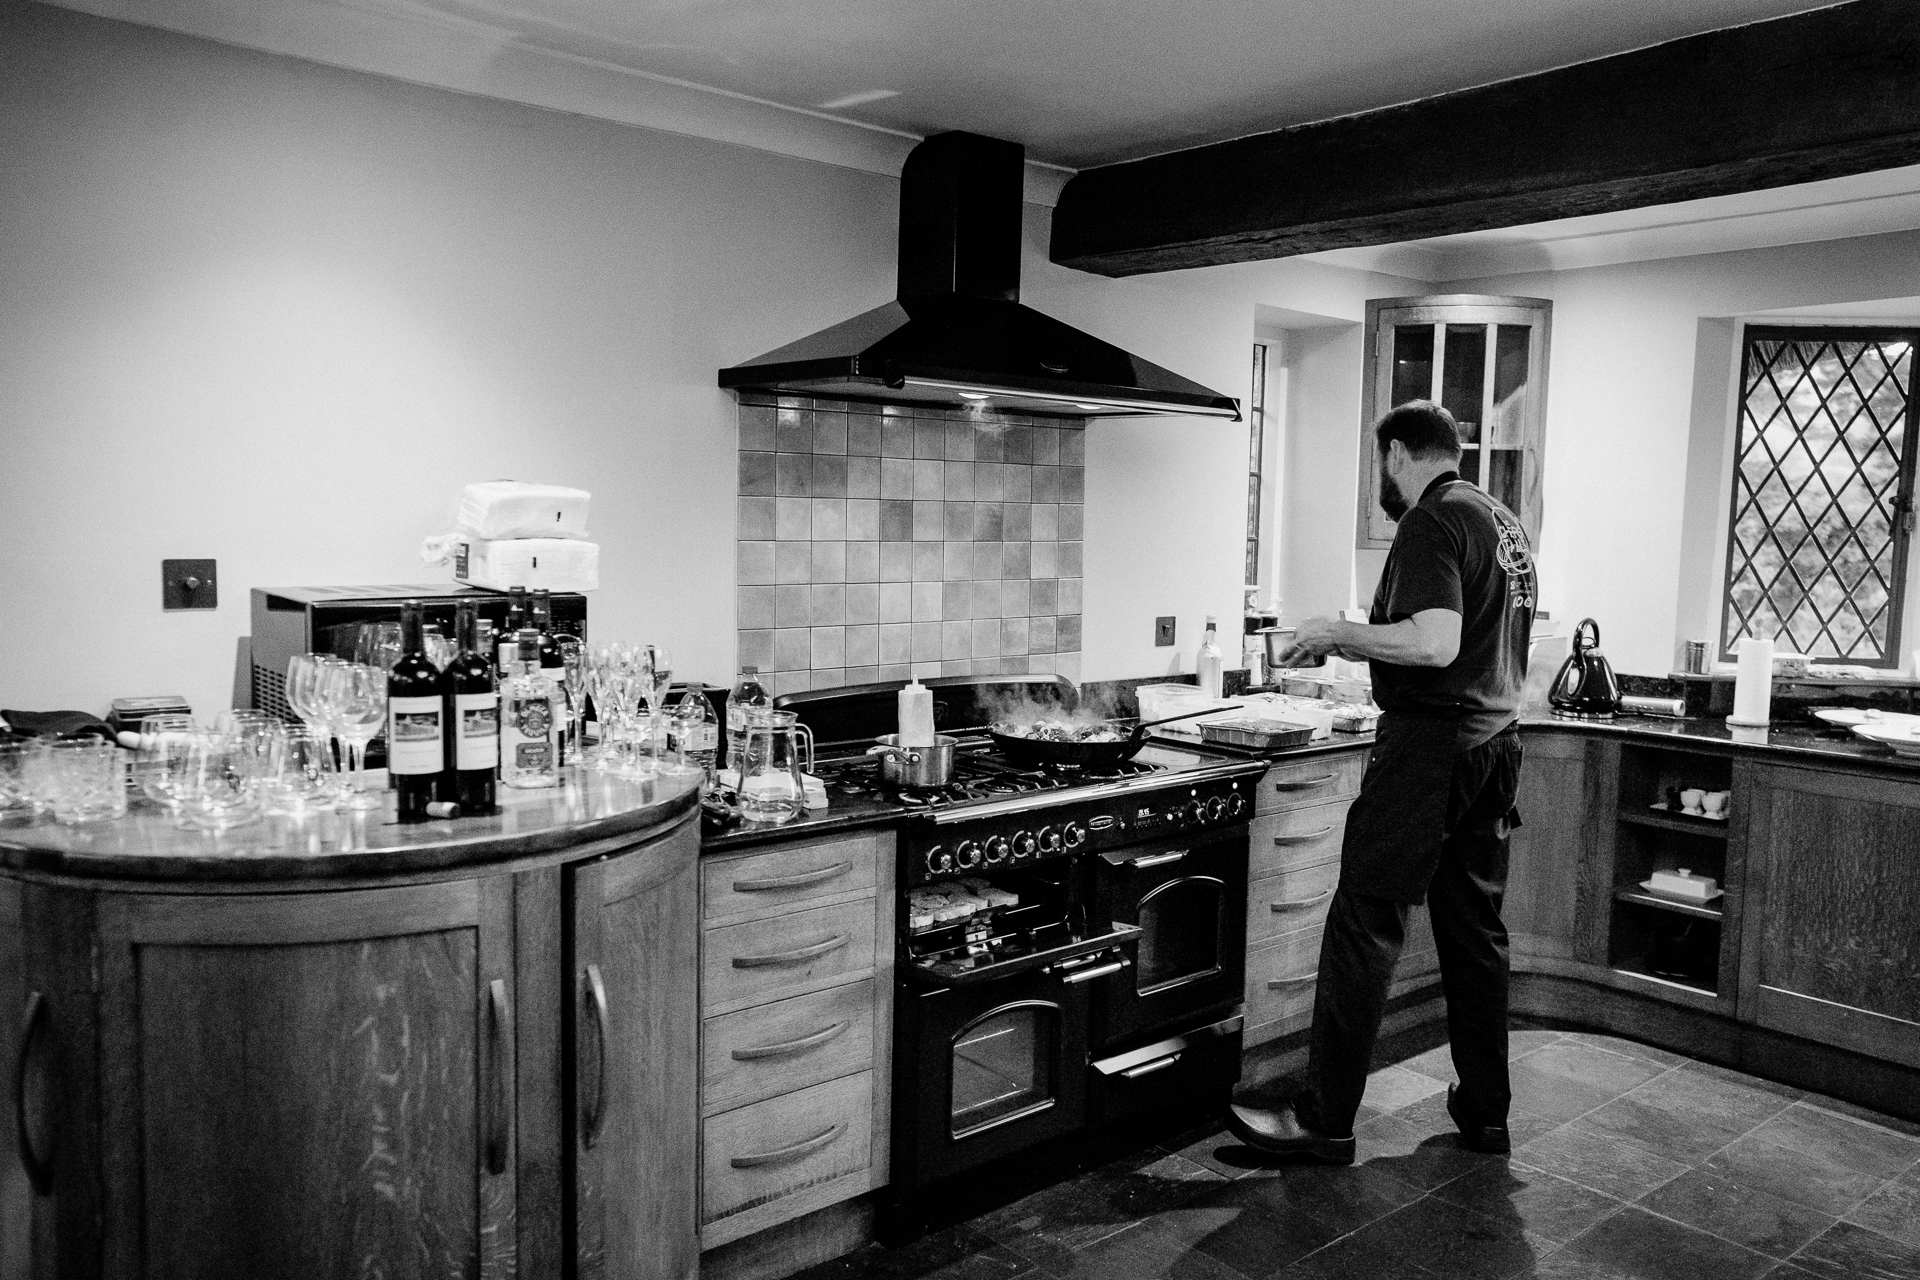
[317,663,388,810]
[557,636,586,767]
[355,623,405,672]
[423,624,457,674]
[643,645,684,776]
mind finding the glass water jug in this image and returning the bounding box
[737,709,813,824]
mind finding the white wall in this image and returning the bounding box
[1450,229,1920,675]
[0,2,1423,716]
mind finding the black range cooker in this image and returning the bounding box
[776,677,1267,1240]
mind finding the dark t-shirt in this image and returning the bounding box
[1368,472,1537,748]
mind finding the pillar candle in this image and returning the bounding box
[1730,635,1773,725]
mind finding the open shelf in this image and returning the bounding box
[1614,887,1723,922]
[1611,966,1718,999]
[1617,807,1729,840]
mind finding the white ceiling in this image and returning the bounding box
[52,0,1920,277]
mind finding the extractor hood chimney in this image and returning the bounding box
[718,132,1241,421]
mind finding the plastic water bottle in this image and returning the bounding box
[726,666,771,773]
[670,684,719,788]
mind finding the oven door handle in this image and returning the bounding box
[1130,850,1188,868]
[1052,953,1131,985]
[1266,970,1320,990]
[1270,889,1334,912]
[1121,1051,1183,1079]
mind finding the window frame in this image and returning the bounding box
[1717,324,1920,668]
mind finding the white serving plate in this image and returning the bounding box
[1814,707,1918,728]
[1852,722,1920,757]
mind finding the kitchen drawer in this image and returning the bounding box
[703,979,875,1115]
[1245,925,1324,1029]
[703,833,879,923]
[702,897,878,1015]
[1249,799,1350,877]
[702,1070,874,1223]
[1246,860,1338,948]
[1255,751,1367,815]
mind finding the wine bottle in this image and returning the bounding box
[497,586,528,673]
[1197,615,1224,700]
[388,599,448,822]
[530,589,567,766]
[501,630,559,789]
[442,601,498,813]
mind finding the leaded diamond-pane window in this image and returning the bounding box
[1721,327,1919,665]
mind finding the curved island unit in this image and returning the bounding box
[0,771,703,1280]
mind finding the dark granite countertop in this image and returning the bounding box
[1518,711,1920,775]
[0,768,702,885]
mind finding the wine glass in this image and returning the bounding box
[423,624,457,674]
[134,714,200,812]
[355,622,405,672]
[318,662,388,810]
[556,636,585,766]
[643,645,680,776]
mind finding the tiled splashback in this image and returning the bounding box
[736,393,1084,698]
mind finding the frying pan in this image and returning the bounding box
[989,705,1240,770]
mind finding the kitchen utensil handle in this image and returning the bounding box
[1059,957,1130,985]
[1266,971,1320,990]
[486,979,512,1176]
[732,861,852,893]
[1273,774,1336,791]
[1270,889,1334,911]
[15,991,51,1196]
[1131,850,1188,867]
[1135,704,1245,731]
[1273,826,1335,845]
[732,1020,850,1061]
[732,933,850,968]
[582,963,610,1150]
[1121,1052,1183,1079]
[730,1121,847,1169]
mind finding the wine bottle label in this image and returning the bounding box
[454,692,500,771]
[503,692,554,782]
[388,696,444,775]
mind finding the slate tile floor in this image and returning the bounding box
[794,1028,1920,1280]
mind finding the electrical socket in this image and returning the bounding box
[1154,616,1176,646]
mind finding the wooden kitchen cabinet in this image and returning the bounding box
[1504,730,1612,965]
[1738,764,1920,1069]
[1358,295,1552,549]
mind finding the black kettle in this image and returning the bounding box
[1549,618,1621,720]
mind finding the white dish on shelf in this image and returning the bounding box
[1852,722,1920,757]
[1814,707,1917,728]
[1649,802,1728,821]
[1638,880,1725,904]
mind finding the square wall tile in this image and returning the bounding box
[881,417,914,458]
[811,541,846,583]
[975,502,1005,542]
[809,583,846,626]
[1058,542,1083,577]
[738,585,776,630]
[1032,465,1060,503]
[974,462,1003,501]
[944,422,975,460]
[845,624,879,667]
[911,623,942,662]
[848,412,881,457]
[809,668,845,691]
[912,581,944,622]
[1059,578,1082,613]
[1004,425,1033,463]
[879,664,913,682]
[972,544,1003,581]
[1060,467,1085,502]
[847,455,881,499]
[913,459,945,499]
[880,500,913,542]
[1058,504,1084,540]
[944,460,974,499]
[1002,503,1031,541]
[738,628,773,669]
[942,620,972,659]
[971,618,1001,658]
[774,409,811,453]
[738,541,775,585]
[941,660,969,676]
[1002,579,1031,617]
[811,626,846,669]
[775,541,812,584]
[879,581,912,623]
[739,496,776,540]
[974,424,1005,462]
[1032,542,1058,579]
[847,499,880,542]
[1031,425,1060,465]
[912,500,945,542]
[812,455,849,498]
[880,541,913,582]
[1001,617,1030,655]
[1057,616,1082,651]
[911,660,942,679]
[944,543,974,581]
[1061,427,1085,465]
[1030,578,1058,615]
[740,451,776,497]
[914,423,946,459]
[811,413,848,455]
[1002,542,1032,580]
[768,671,808,697]
[774,584,810,628]
[881,457,915,498]
[1003,464,1032,503]
[773,628,811,671]
[776,453,812,496]
[944,501,976,541]
[1031,615,1056,653]
[880,623,912,664]
[776,497,812,541]
[846,666,881,685]
[847,540,880,583]
[944,580,974,621]
[972,580,1001,619]
[1031,502,1058,541]
[740,405,777,452]
[912,541,944,581]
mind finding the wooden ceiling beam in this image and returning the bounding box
[1049,0,1920,277]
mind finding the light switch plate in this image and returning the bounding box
[1154,616,1176,646]
[162,559,218,610]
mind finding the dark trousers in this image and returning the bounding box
[1303,726,1522,1137]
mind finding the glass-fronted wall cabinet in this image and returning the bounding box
[1358,295,1552,549]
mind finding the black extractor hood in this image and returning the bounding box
[718,132,1241,421]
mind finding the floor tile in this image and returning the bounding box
[1676,1059,1804,1105]
[1204,1159,1425,1236]
[1507,1029,1569,1059]
[1545,1205,1775,1280]
[1353,1111,1504,1191]
[1638,1169,1837,1259]
[1748,1104,1920,1181]
[1624,1061,1800,1134]
[1151,1184,1341,1277]
[1845,1169,1920,1248]
[1036,1219,1245,1280]
[1571,1093,1753,1165]
[1366,1064,1449,1112]
[972,1181,1140,1272]
[1392,1091,1562,1151]
[1334,1195,1550,1280]
[1433,1161,1625,1245]
[1561,1031,1692,1069]
[820,1227,1037,1280]
[1074,1152,1228,1221]
[1515,1123,1691,1202]
[1704,1134,1894,1216]
[1787,1219,1920,1280]
[1505,1040,1671,1122]
[1798,1093,1920,1140]
[1272,1229,1440,1280]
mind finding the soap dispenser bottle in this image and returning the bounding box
[897,679,935,746]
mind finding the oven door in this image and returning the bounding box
[891,950,1125,1194]
[1088,827,1248,1054]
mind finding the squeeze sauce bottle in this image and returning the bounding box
[897,680,935,747]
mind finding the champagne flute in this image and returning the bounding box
[319,662,388,810]
[643,645,677,776]
[557,636,586,767]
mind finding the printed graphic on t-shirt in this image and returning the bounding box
[1491,508,1536,610]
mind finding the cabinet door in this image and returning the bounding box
[1504,733,1614,964]
[91,878,518,1280]
[569,819,700,1280]
[1739,766,1920,1068]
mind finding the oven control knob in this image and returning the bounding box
[924,846,953,877]
[1010,831,1037,860]
[1226,790,1249,818]
[983,835,1012,865]
[1035,825,1062,853]
[1185,799,1208,825]
[953,840,984,871]
[1205,795,1228,822]
[1061,821,1087,850]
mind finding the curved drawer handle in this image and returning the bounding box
[1266,970,1320,991]
[733,861,853,893]
[730,1121,847,1169]
[732,933,851,969]
[1273,774,1337,791]
[581,964,610,1151]
[1273,826,1335,846]
[486,979,512,1177]
[1270,889,1335,912]
[15,991,51,1196]
[732,1020,851,1061]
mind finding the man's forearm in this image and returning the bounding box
[1330,617,1453,668]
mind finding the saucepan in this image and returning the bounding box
[989,706,1240,770]
[1259,626,1325,671]
[868,734,959,787]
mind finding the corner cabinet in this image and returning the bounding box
[1358,295,1552,549]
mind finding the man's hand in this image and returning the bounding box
[1269,610,1462,670]
[1270,615,1341,668]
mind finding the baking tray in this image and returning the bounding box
[1199,717,1316,752]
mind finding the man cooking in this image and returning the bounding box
[1227,399,1537,1163]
